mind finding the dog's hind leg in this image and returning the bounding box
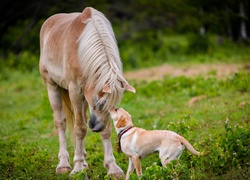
[160,157,172,167]
[126,157,135,180]
[131,155,142,177]
[159,140,183,167]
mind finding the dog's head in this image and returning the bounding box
[110,107,133,133]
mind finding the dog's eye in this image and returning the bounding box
[115,108,118,112]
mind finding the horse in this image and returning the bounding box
[39,7,135,177]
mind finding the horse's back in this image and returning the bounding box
[40,7,93,60]
[41,13,76,43]
[40,12,83,58]
[40,7,92,45]
[39,8,92,88]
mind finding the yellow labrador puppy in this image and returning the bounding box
[110,107,207,179]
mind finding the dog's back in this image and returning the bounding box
[123,129,200,158]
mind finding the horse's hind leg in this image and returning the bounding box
[68,84,88,174]
[100,121,124,178]
[46,82,72,173]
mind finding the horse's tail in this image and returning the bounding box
[61,89,74,134]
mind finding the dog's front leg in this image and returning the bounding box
[126,157,135,180]
[131,155,142,177]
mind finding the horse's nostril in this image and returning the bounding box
[91,122,104,132]
[88,113,97,129]
[88,113,104,132]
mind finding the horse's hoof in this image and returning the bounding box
[107,173,125,180]
[56,167,72,174]
[107,164,124,179]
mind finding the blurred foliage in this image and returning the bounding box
[187,34,210,53]
[0,0,249,57]
[1,34,250,73]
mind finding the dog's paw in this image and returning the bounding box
[202,151,210,156]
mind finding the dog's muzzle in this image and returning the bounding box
[89,113,104,132]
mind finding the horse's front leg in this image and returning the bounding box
[69,84,88,174]
[100,121,124,178]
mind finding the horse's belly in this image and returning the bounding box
[40,54,68,89]
[44,60,68,89]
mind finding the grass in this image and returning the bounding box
[0,34,249,179]
[0,67,249,180]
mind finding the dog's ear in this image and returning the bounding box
[116,115,127,128]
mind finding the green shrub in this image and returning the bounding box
[189,120,250,179]
[0,51,38,73]
[187,33,210,54]
[129,161,188,180]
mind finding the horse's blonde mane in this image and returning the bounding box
[77,7,127,111]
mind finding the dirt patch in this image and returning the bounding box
[188,95,207,106]
[124,63,249,81]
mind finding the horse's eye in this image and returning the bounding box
[94,97,106,111]
[95,100,106,111]
[95,103,103,111]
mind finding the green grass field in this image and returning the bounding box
[0,66,249,180]
[0,35,250,179]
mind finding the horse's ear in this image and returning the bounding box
[81,7,92,22]
[125,83,136,93]
[116,115,127,128]
[102,84,111,94]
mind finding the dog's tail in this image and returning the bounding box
[178,136,200,156]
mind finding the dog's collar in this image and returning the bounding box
[118,126,134,152]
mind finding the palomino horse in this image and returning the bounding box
[39,7,135,176]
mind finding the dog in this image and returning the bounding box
[110,107,208,179]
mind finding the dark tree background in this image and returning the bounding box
[0,0,249,56]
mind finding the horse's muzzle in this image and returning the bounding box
[89,113,104,132]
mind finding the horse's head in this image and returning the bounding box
[84,82,135,132]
